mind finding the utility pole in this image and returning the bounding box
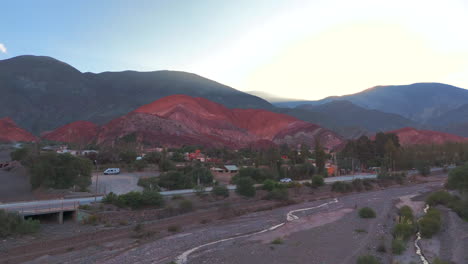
[95,160,99,202]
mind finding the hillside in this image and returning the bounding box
[0,117,37,143]
[305,83,468,123]
[0,55,272,134]
[97,95,344,149]
[41,121,99,145]
[384,127,467,146]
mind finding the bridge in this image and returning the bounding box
[0,197,102,224]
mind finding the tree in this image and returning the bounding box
[144,152,162,164]
[159,159,175,172]
[119,150,137,164]
[29,153,93,190]
[312,175,325,187]
[158,171,193,190]
[186,167,214,185]
[314,140,326,174]
[236,177,256,197]
[212,185,229,198]
[447,163,468,193]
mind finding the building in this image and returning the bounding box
[224,165,239,173]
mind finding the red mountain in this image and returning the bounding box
[41,121,99,145]
[98,95,343,149]
[0,117,37,142]
[386,127,467,146]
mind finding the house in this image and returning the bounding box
[187,149,206,162]
[210,167,224,172]
[224,165,239,173]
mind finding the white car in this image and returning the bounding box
[280,178,292,183]
[104,168,120,175]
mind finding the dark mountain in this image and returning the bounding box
[0,55,272,134]
[428,104,468,137]
[301,83,468,123]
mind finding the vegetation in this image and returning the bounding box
[102,190,164,209]
[266,187,289,201]
[356,255,381,264]
[312,175,325,187]
[426,190,468,221]
[211,185,230,198]
[0,210,40,237]
[447,163,468,193]
[391,238,406,255]
[419,208,442,238]
[178,199,193,213]
[234,167,275,184]
[236,177,256,197]
[167,225,180,232]
[416,160,431,176]
[332,181,353,193]
[271,238,284,244]
[358,207,376,218]
[137,177,160,191]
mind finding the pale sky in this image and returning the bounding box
[1,0,468,100]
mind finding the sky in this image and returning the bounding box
[1,0,468,100]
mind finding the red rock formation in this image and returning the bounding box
[100,95,344,149]
[41,121,99,145]
[0,117,37,142]
[385,127,467,146]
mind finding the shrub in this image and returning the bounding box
[262,179,277,191]
[141,190,164,207]
[419,209,441,238]
[236,177,256,197]
[426,191,453,206]
[393,223,414,241]
[398,205,414,222]
[158,171,193,190]
[447,163,468,192]
[234,167,275,184]
[266,188,289,201]
[178,199,193,213]
[376,243,386,253]
[331,181,353,193]
[83,214,100,225]
[271,238,283,244]
[168,225,180,232]
[352,179,364,191]
[102,192,119,204]
[356,255,381,264]
[391,238,406,255]
[312,175,325,187]
[137,177,160,191]
[363,179,374,190]
[104,190,164,209]
[212,185,229,198]
[433,258,450,264]
[359,207,376,218]
[416,161,431,176]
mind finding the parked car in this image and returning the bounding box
[104,168,120,175]
[280,178,292,183]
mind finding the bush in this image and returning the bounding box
[234,167,275,184]
[447,163,468,192]
[158,171,193,190]
[433,258,450,264]
[356,255,381,264]
[419,209,441,238]
[178,199,193,213]
[168,225,180,232]
[137,177,160,191]
[398,205,414,222]
[29,152,93,190]
[363,179,374,190]
[262,179,277,191]
[271,238,284,244]
[352,179,364,191]
[312,175,325,187]
[393,223,414,241]
[236,177,256,197]
[266,188,289,201]
[391,238,406,255]
[212,185,229,198]
[359,207,376,218]
[331,181,353,193]
[103,190,164,209]
[426,191,453,206]
[416,161,431,176]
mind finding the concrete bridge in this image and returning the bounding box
[0,197,102,224]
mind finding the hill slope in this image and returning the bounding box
[0,55,272,134]
[0,117,37,142]
[97,95,344,149]
[41,121,99,145]
[384,127,467,146]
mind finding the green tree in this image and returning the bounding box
[315,140,326,174]
[158,171,193,190]
[447,163,468,193]
[236,177,256,197]
[186,167,214,185]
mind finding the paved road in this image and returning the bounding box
[1,167,450,216]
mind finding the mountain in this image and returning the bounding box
[245,91,299,103]
[97,95,344,149]
[303,83,468,123]
[427,104,468,137]
[41,121,99,145]
[297,100,417,133]
[384,127,467,146]
[0,117,37,143]
[0,55,272,134]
